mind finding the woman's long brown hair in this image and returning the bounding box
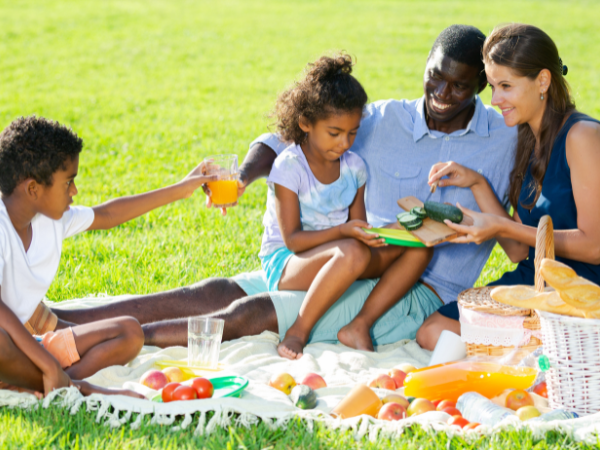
[483,24,575,210]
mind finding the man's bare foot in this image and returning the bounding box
[74,381,145,399]
[338,318,374,351]
[277,329,307,360]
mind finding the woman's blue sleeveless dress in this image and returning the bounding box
[438,112,600,320]
[490,112,600,287]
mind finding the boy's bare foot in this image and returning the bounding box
[338,318,374,352]
[277,329,307,360]
[0,381,43,400]
[74,381,145,399]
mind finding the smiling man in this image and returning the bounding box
[56,25,517,352]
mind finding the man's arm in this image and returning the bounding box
[89,161,216,230]
[0,295,71,394]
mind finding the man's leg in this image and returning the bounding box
[415,312,460,351]
[53,278,247,326]
[143,293,278,348]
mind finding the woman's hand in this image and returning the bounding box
[340,220,387,247]
[428,161,484,190]
[445,203,504,244]
[42,363,72,397]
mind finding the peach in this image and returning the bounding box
[300,373,327,390]
[140,369,168,390]
[368,374,396,391]
[382,394,409,409]
[377,402,407,421]
[388,369,407,389]
[162,367,185,383]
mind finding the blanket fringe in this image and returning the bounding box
[0,387,594,444]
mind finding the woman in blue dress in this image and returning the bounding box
[417,23,600,350]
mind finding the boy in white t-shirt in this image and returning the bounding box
[0,116,216,398]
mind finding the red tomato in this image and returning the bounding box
[432,400,443,408]
[447,416,470,428]
[533,381,548,399]
[441,407,462,417]
[436,400,456,411]
[464,422,481,430]
[172,385,197,401]
[161,382,181,403]
[191,377,214,399]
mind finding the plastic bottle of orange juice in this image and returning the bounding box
[403,361,536,402]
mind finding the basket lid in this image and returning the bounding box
[458,287,532,316]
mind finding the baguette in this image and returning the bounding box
[540,259,600,311]
[489,285,600,318]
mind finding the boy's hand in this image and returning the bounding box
[42,363,72,396]
[178,161,218,199]
[340,220,387,247]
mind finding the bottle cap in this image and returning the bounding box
[538,355,551,372]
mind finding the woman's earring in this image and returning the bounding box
[540,91,545,101]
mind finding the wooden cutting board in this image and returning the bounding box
[397,196,471,246]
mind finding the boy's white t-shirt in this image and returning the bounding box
[0,200,95,323]
[259,144,368,257]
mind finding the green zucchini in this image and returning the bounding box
[404,220,423,231]
[410,206,427,219]
[423,201,463,224]
[290,385,317,410]
[398,213,421,228]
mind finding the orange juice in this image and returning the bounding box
[330,384,382,419]
[403,361,536,402]
[207,179,238,207]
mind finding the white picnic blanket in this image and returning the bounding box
[2,295,600,443]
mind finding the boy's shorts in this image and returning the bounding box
[25,302,58,335]
[260,247,295,292]
[38,328,81,369]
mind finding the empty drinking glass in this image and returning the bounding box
[188,317,225,369]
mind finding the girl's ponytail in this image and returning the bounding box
[273,52,367,145]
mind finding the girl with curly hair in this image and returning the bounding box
[259,53,433,359]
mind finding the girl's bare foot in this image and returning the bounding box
[0,381,43,400]
[74,381,145,399]
[337,318,374,351]
[277,329,307,360]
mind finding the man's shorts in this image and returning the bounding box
[232,271,442,346]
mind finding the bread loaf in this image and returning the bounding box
[490,285,600,318]
[540,259,600,311]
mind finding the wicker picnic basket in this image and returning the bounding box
[457,217,554,361]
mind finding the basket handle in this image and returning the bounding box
[534,215,555,293]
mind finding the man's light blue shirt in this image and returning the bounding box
[251,95,517,304]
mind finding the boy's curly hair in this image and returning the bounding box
[0,116,83,195]
[273,53,368,145]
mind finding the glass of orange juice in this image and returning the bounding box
[204,154,239,208]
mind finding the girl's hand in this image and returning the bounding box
[42,363,72,397]
[445,203,503,244]
[340,220,387,247]
[428,161,483,190]
[179,161,218,199]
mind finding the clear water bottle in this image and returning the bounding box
[529,410,579,422]
[457,392,516,426]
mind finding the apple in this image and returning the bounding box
[406,398,436,417]
[301,373,327,390]
[161,382,181,403]
[382,394,409,409]
[172,385,197,401]
[505,389,534,411]
[368,374,396,391]
[388,369,407,389]
[516,405,541,421]
[441,407,461,417]
[268,373,297,395]
[436,400,456,411]
[191,377,214,399]
[140,369,168,390]
[447,416,470,428]
[162,367,185,383]
[533,381,548,399]
[396,363,417,374]
[377,402,407,421]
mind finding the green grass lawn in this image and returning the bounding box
[1,0,600,448]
